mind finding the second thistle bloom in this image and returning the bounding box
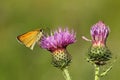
[88,21,111,65]
[91,21,110,47]
[40,28,76,69]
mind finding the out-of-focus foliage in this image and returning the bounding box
[0,0,120,80]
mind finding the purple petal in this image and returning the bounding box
[40,28,76,52]
[90,21,110,46]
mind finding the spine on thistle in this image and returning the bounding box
[88,21,111,65]
[52,49,72,69]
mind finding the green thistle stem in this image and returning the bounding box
[100,59,116,77]
[100,65,112,77]
[94,64,100,80]
[62,68,71,80]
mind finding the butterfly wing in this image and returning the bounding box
[17,29,43,50]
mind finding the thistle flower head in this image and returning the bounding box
[88,21,111,65]
[90,21,110,47]
[40,28,76,69]
[40,28,76,52]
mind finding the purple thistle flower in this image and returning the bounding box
[90,21,110,47]
[40,28,76,69]
[40,28,76,52]
[88,21,111,65]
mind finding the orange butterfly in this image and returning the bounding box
[17,29,43,50]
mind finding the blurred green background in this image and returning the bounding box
[0,0,120,80]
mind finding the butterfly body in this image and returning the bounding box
[17,29,43,50]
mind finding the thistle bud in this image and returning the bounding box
[88,21,111,65]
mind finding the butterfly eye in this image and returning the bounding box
[40,29,43,32]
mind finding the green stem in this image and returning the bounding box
[94,64,100,80]
[100,65,112,77]
[62,68,71,80]
[100,59,116,77]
